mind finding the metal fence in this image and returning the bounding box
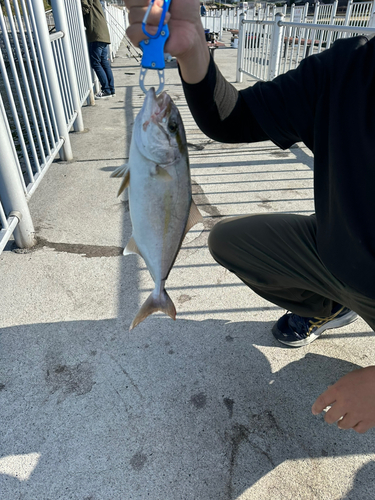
[203,1,375,33]
[0,0,126,254]
[103,2,128,60]
[236,4,375,82]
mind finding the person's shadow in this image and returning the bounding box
[0,316,374,499]
[342,461,375,499]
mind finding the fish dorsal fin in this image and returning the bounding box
[183,199,204,238]
[124,236,142,257]
[151,164,172,181]
[110,164,130,196]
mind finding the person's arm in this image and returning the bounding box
[181,56,269,144]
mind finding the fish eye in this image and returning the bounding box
[168,121,178,134]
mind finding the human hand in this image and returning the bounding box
[312,366,375,433]
[125,0,202,58]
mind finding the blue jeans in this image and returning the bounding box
[89,42,115,94]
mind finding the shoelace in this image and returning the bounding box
[290,306,344,338]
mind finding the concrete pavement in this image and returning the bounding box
[0,33,374,499]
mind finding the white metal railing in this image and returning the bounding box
[59,0,94,107]
[0,0,126,254]
[104,2,128,60]
[202,15,223,39]
[237,9,375,82]
[50,31,79,132]
[202,1,375,34]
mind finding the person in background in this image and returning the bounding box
[81,0,115,99]
[125,0,375,434]
[200,2,207,16]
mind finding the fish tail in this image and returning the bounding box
[129,288,176,330]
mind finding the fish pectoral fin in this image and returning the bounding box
[151,165,173,182]
[130,288,176,330]
[124,236,142,257]
[183,199,204,238]
[110,163,130,196]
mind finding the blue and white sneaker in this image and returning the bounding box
[272,304,358,347]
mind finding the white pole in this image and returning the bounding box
[0,98,36,249]
[50,0,85,132]
[31,0,73,161]
[236,13,246,82]
[269,13,284,80]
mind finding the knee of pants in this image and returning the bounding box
[208,219,233,264]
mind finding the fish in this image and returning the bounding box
[111,88,203,330]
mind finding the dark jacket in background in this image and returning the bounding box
[81,0,111,44]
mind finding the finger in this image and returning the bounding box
[312,387,336,415]
[128,5,165,26]
[324,404,345,424]
[337,413,359,430]
[353,421,370,434]
[126,24,147,47]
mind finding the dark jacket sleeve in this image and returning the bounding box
[181,49,330,150]
[181,56,269,144]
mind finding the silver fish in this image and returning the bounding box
[111,88,203,330]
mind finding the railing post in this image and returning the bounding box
[326,0,338,48]
[32,0,73,161]
[236,13,246,82]
[269,13,284,81]
[0,98,36,249]
[344,0,353,26]
[50,0,85,132]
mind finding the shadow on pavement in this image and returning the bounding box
[0,316,374,499]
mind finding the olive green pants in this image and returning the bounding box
[208,214,375,330]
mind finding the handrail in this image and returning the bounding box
[49,30,65,42]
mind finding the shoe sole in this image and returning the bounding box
[276,311,359,347]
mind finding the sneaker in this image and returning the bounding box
[272,305,358,347]
[111,91,116,96]
[95,91,112,100]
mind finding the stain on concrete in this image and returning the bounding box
[37,237,123,258]
[45,360,95,397]
[130,452,147,471]
[226,411,284,498]
[226,423,250,499]
[0,383,5,391]
[177,294,192,304]
[224,398,234,419]
[225,335,234,342]
[190,392,207,409]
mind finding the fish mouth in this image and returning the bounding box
[143,88,171,125]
